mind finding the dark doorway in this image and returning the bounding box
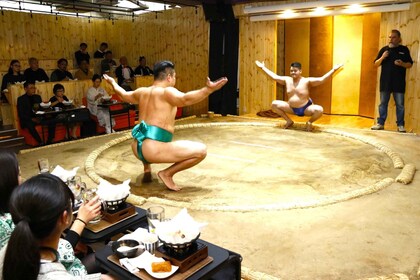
[203,3,239,116]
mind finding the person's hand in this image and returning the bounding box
[333,63,344,71]
[57,96,64,103]
[77,195,101,224]
[255,60,265,68]
[382,50,389,59]
[206,77,228,92]
[103,74,116,84]
[394,59,404,67]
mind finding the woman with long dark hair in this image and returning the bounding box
[1,60,26,102]
[0,174,115,280]
[0,150,110,278]
[0,150,21,248]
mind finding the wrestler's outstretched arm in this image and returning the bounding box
[103,74,139,104]
[308,63,344,87]
[164,77,228,107]
[255,60,287,85]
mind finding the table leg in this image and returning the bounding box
[108,108,113,133]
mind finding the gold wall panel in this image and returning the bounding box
[359,13,380,118]
[285,19,310,78]
[309,17,333,114]
[331,15,363,115]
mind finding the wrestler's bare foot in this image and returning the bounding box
[157,171,182,191]
[306,121,313,132]
[284,120,294,129]
[142,172,152,183]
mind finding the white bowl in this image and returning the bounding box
[40,102,51,108]
[102,96,112,101]
[62,100,73,106]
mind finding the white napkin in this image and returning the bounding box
[155,208,206,244]
[118,227,150,244]
[126,250,164,269]
[51,165,79,182]
[35,111,45,115]
[97,179,131,201]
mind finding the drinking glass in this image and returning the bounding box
[82,187,103,224]
[67,176,82,201]
[147,206,165,233]
[37,158,49,173]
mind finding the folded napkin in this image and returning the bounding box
[51,165,79,182]
[35,111,45,115]
[118,227,150,244]
[155,208,207,244]
[97,179,131,201]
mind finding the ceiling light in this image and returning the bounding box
[344,4,367,14]
[310,7,331,16]
[244,0,408,14]
[249,2,410,21]
[116,0,139,9]
[282,9,297,19]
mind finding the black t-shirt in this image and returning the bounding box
[24,68,50,83]
[94,50,105,59]
[50,69,73,82]
[375,45,413,93]
[75,50,90,65]
[49,95,69,108]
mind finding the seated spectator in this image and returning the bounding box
[50,58,73,82]
[134,56,154,76]
[74,59,93,80]
[94,42,108,59]
[1,60,26,103]
[0,151,104,274]
[17,81,56,145]
[0,151,21,250]
[100,51,117,75]
[87,74,115,134]
[75,42,90,65]
[49,83,78,140]
[0,172,115,279]
[23,57,49,83]
[115,56,134,90]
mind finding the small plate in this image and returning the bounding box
[144,264,179,279]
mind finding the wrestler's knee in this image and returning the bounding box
[313,105,323,114]
[194,142,207,159]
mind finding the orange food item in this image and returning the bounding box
[151,261,172,273]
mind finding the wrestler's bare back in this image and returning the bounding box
[135,86,178,133]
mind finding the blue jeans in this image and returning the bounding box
[377,91,405,126]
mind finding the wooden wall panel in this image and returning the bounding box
[276,21,285,100]
[285,19,310,78]
[238,17,277,114]
[309,17,333,114]
[359,13,380,118]
[0,7,209,117]
[377,3,420,133]
[331,15,362,115]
